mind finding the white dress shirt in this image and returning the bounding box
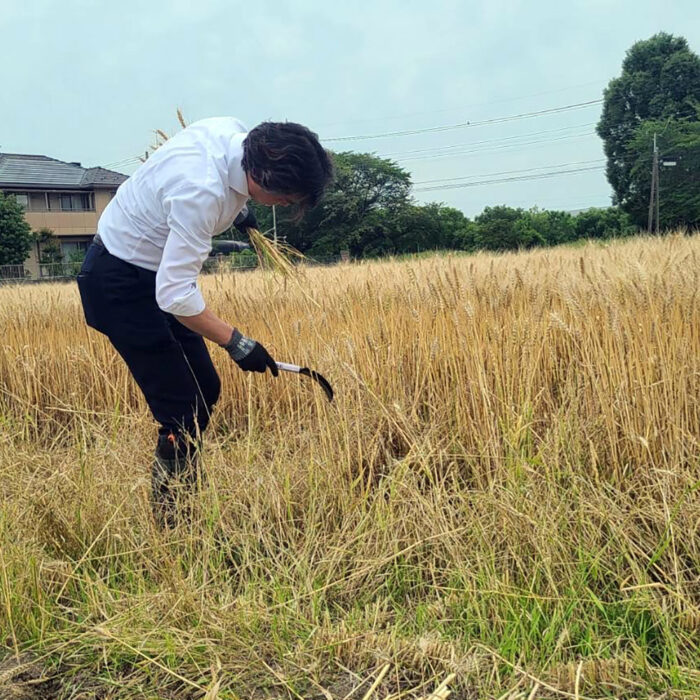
[98,117,250,316]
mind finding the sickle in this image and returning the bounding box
[276,362,334,402]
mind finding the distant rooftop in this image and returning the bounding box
[0,153,128,189]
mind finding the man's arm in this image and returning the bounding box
[175,309,278,376]
[174,308,232,346]
[157,181,276,374]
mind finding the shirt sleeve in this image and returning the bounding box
[155,183,223,316]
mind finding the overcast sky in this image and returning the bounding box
[2,0,698,217]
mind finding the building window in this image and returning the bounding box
[30,192,48,211]
[11,193,29,209]
[60,193,94,211]
[60,240,91,258]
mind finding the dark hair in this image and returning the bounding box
[242,122,334,212]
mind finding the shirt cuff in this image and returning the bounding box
[158,286,206,316]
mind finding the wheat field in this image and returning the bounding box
[0,234,698,699]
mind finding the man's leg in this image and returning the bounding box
[166,313,222,434]
[78,247,221,528]
[109,327,221,528]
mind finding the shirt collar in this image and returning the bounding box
[228,132,249,197]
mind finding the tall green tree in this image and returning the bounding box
[364,205,441,256]
[597,33,700,221]
[573,207,636,239]
[474,205,542,250]
[34,227,64,264]
[420,203,477,251]
[626,117,700,229]
[0,192,32,266]
[276,151,412,256]
[521,208,576,246]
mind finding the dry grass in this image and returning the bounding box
[0,233,699,698]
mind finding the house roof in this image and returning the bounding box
[0,153,128,189]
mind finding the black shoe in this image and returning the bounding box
[151,433,200,530]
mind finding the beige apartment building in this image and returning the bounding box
[0,153,128,277]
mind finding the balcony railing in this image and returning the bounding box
[23,206,97,213]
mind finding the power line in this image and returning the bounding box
[102,156,140,167]
[102,155,143,169]
[505,196,612,210]
[102,101,605,171]
[101,128,597,171]
[377,122,597,158]
[412,165,605,193]
[395,130,597,163]
[395,132,654,167]
[313,79,606,129]
[413,159,605,185]
[322,99,603,143]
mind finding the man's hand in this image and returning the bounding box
[222,329,278,376]
[233,207,258,234]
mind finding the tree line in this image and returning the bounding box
[247,151,637,258]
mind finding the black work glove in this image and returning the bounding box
[221,329,278,376]
[233,207,258,235]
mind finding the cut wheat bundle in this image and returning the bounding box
[246,226,306,276]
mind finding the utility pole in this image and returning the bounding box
[655,150,660,235]
[647,133,659,234]
[272,204,278,244]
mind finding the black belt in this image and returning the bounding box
[93,233,105,248]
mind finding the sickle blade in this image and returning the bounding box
[299,368,334,402]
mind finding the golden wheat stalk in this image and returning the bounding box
[246,227,306,276]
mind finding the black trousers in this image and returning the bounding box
[77,242,221,441]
